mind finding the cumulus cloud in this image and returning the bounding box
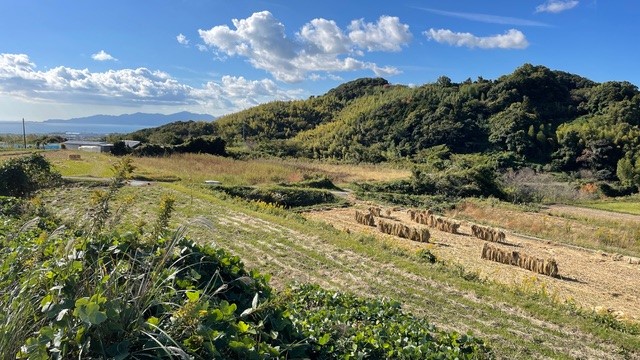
[91,50,117,61]
[535,0,579,13]
[425,28,529,49]
[193,75,302,109]
[0,53,300,114]
[198,11,411,82]
[348,16,413,51]
[176,33,190,45]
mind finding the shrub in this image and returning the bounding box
[282,175,342,190]
[0,153,61,197]
[175,136,226,156]
[110,141,132,156]
[598,182,638,197]
[215,185,339,208]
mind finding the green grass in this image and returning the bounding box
[582,201,640,215]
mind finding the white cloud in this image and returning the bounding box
[535,0,579,13]
[198,11,410,82]
[176,33,190,45]
[348,16,412,51]
[425,28,529,49]
[0,53,301,115]
[193,75,302,109]
[91,50,117,61]
[299,18,350,55]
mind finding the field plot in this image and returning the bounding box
[39,183,640,359]
[305,202,640,324]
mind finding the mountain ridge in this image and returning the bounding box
[43,111,215,126]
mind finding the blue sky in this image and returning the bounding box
[0,0,638,121]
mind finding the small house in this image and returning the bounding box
[62,140,113,153]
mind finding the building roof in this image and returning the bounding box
[63,140,113,146]
[123,140,141,148]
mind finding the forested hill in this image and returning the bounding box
[215,64,640,178]
[138,64,640,182]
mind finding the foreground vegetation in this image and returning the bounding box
[0,155,490,359]
[1,152,630,358]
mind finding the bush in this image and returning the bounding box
[215,186,339,208]
[175,136,226,156]
[598,182,638,197]
[131,143,172,157]
[110,141,132,156]
[131,136,227,157]
[0,153,61,197]
[282,175,342,191]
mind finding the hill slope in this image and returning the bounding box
[211,64,639,182]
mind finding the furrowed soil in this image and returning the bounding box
[40,183,640,359]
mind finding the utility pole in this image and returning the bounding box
[22,118,27,149]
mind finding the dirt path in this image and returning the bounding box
[545,204,640,223]
[305,204,640,325]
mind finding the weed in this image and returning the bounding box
[415,248,437,263]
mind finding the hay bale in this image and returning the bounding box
[481,243,558,277]
[355,210,376,226]
[544,259,559,277]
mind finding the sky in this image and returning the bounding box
[0,0,638,121]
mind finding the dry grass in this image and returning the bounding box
[453,200,640,256]
[283,159,411,184]
[40,151,410,186]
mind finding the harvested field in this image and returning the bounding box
[304,203,640,324]
[39,184,640,358]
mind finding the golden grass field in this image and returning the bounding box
[40,150,411,185]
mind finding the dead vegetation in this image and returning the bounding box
[377,219,430,243]
[354,210,375,226]
[481,242,559,277]
[471,224,506,243]
[410,209,460,234]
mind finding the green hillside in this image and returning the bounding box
[220,64,634,169]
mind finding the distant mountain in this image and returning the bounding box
[44,111,216,126]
